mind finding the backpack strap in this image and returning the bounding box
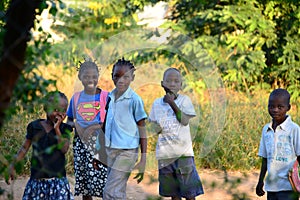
[99,90,109,122]
[72,91,81,120]
[102,96,111,132]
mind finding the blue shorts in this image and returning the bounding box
[158,157,204,198]
[267,191,299,200]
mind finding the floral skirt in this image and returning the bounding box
[22,177,74,200]
[73,135,107,197]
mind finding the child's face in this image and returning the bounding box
[48,97,68,124]
[161,69,182,95]
[268,94,290,124]
[112,65,134,94]
[79,68,99,94]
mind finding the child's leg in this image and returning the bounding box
[158,159,181,198]
[179,157,204,199]
[171,197,182,200]
[82,195,92,200]
[103,148,138,200]
[103,167,131,199]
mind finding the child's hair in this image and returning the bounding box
[76,60,99,77]
[163,68,181,80]
[44,91,68,112]
[112,57,136,74]
[270,88,290,104]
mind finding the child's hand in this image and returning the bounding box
[133,160,146,183]
[161,84,178,102]
[133,172,144,184]
[163,93,176,104]
[6,164,16,185]
[54,113,66,130]
[256,181,265,196]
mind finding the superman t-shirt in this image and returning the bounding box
[67,91,102,128]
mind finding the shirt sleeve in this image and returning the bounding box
[66,96,75,119]
[181,95,196,116]
[258,125,268,158]
[132,95,147,122]
[148,102,156,123]
[293,124,300,156]
[25,121,34,140]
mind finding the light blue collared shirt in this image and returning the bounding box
[258,115,300,191]
[105,87,147,149]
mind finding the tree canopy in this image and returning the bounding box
[1,0,300,125]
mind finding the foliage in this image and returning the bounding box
[2,0,300,184]
[0,0,63,122]
[50,0,161,66]
[159,0,300,102]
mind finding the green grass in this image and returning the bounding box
[1,81,300,176]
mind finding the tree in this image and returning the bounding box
[159,0,300,102]
[0,0,42,128]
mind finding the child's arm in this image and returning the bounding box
[256,157,267,197]
[54,113,70,154]
[7,139,31,184]
[133,119,147,183]
[148,121,162,134]
[66,117,75,129]
[163,93,193,126]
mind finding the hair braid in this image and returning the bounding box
[112,57,135,74]
[76,58,99,77]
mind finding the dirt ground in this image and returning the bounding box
[0,169,267,200]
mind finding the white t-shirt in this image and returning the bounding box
[149,94,196,160]
[258,115,300,191]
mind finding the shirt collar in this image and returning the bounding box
[110,87,133,101]
[267,115,292,131]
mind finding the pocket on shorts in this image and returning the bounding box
[177,165,193,175]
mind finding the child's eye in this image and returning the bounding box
[112,75,119,80]
[54,108,66,112]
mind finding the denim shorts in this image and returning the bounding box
[158,157,204,198]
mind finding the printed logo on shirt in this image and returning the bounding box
[76,101,101,121]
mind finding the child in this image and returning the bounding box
[66,60,108,200]
[149,68,204,200]
[7,91,74,200]
[102,58,147,200]
[256,88,300,200]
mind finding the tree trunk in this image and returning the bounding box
[0,0,41,128]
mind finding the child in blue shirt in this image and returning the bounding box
[103,58,147,200]
[256,88,300,200]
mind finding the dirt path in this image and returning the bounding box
[0,170,267,200]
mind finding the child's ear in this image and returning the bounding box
[132,74,135,81]
[78,74,81,81]
[288,104,291,111]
